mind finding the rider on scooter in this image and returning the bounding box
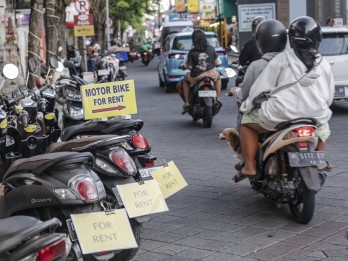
[182,29,222,113]
[233,16,334,182]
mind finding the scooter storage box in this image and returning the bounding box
[115,52,129,62]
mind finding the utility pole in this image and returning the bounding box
[106,0,110,50]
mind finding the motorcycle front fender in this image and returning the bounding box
[299,166,321,192]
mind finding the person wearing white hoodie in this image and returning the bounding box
[233,16,334,182]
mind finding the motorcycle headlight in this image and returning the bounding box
[69,106,84,120]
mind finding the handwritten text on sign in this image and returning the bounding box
[151,161,188,198]
[70,210,138,254]
[116,180,168,218]
[81,80,137,119]
[73,25,95,37]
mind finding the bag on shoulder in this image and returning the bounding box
[252,92,270,109]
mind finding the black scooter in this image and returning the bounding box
[0,216,70,261]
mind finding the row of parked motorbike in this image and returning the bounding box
[0,57,158,260]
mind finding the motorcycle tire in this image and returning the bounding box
[288,168,315,224]
[202,106,213,128]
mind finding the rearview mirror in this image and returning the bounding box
[28,58,38,73]
[63,60,75,69]
[49,56,59,69]
[230,45,239,53]
[56,61,64,73]
[2,64,19,80]
[221,68,236,78]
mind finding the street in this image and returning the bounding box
[127,57,348,261]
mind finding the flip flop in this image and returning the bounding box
[182,104,190,115]
[215,100,223,114]
[317,161,332,172]
[234,162,244,171]
[233,169,260,183]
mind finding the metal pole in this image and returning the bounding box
[83,36,87,71]
[106,0,110,50]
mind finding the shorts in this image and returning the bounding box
[185,69,220,85]
[241,108,331,142]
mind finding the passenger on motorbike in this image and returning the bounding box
[235,16,266,86]
[230,19,287,127]
[233,16,334,182]
[182,29,222,113]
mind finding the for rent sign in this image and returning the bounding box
[81,80,137,119]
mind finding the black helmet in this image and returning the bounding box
[251,16,266,36]
[255,19,287,53]
[288,16,322,50]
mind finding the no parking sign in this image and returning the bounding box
[74,0,91,14]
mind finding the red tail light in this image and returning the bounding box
[292,126,316,137]
[298,142,308,148]
[96,251,113,256]
[132,133,149,149]
[149,48,153,52]
[109,148,137,174]
[168,53,180,58]
[76,179,97,200]
[36,80,42,89]
[36,239,66,261]
[217,50,226,55]
[143,52,147,56]
[145,161,155,167]
[168,75,177,78]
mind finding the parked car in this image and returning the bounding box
[158,31,229,93]
[319,26,348,101]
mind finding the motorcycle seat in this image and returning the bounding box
[61,118,144,141]
[47,134,116,153]
[275,117,317,130]
[0,217,61,254]
[4,151,94,179]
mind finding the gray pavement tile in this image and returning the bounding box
[176,247,215,260]
[293,256,324,261]
[221,243,262,256]
[151,214,182,223]
[149,232,187,244]
[171,226,205,237]
[300,221,348,238]
[306,250,327,258]
[253,219,290,229]
[201,252,240,261]
[142,229,166,240]
[332,215,348,223]
[151,243,190,255]
[146,223,186,233]
[264,241,303,255]
[278,222,313,233]
[193,229,225,240]
[139,239,167,251]
[195,239,233,251]
[231,214,276,226]
[162,256,196,261]
[323,247,348,257]
[174,236,210,247]
[132,251,171,261]
[241,236,278,248]
[284,234,322,245]
[257,230,296,241]
[281,248,312,260]
[232,258,259,261]
[318,206,348,215]
[247,249,285,261]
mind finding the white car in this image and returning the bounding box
[320,27,348,100]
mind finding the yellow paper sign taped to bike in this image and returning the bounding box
[81,80,137,120]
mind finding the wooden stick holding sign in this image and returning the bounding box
[116,179,169,218]
[151,161,188,199]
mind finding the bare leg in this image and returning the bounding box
[239,124,258,175]
[215,79,222,102]
[176,81,184,102]
[316,139,326,151]
[182,78,190,105]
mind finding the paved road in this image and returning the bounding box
[127,58,348,261]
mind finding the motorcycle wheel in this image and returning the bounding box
[288,168,315,224]
[202,106,213,128]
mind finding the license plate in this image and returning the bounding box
[198,90,217,97]
[98,69,109,76]
[119,66,127,70]
[288,151,326,167]
[67,93,81,100]
[334,86,346,97]
[138,166,161,179]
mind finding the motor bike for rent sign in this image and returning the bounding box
[81,80,137,119]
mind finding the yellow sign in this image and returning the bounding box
[70,210,138,254]
[0,119,7,129]
[175,0,186,12]
[116,180,169,218]
[151,161,188,199]
[24,124,36,133]
[188,0,199,13]
[81,80,137,120]
[74,25,95,37]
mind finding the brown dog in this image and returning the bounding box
[219,128,243,160]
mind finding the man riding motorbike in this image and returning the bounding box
[233,16,334,182]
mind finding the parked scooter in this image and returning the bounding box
[96,52,120,82]
[0,216,70,261]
